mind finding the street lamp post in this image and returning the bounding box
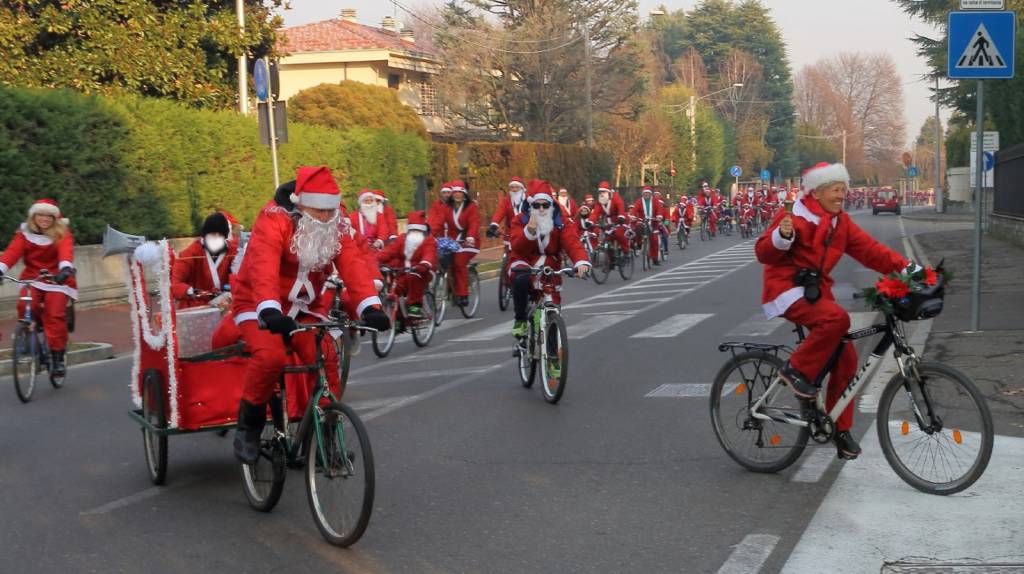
[679,83,743,170]
[236,0,248,115]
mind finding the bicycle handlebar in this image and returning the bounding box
[1,271,55,286]
[529,266,579,277]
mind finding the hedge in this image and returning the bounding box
[0,85,429,244]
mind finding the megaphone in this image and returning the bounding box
[102,225,147,258]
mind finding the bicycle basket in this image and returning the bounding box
[892,279,945,322]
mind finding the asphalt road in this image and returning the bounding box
[0,210,927,573]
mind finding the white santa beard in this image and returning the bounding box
[404,231,424,261]
[510,191,524,205]
[291,212,341,271]
[376,203,384,214]
[535,210,555,236]
[558,196,569,207]
[360,204,378,224]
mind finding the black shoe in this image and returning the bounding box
[652,260,661,266]
[233,400,267,464]
[455,295,469,307]
[835,431,862,460]
[50,350,66,377]
[779,361,819,399]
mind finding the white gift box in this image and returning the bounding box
[175,306,223,358]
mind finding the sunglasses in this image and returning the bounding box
[531,202,552,210]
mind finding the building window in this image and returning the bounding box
[420,77,439,117]
[388,73,400,90]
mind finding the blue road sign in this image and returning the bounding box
[948,11,1015,79]
[760,169,771,181]
[730,165,742,178]
[253,59,269,101]
[908,166,919,178]
[983,151,995,171]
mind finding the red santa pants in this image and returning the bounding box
[450,250,477,297]
[606,226,631,253]
[238,316,339,405]
[783,298,856,431]
[646,223,662,261]
[17,287,68,351]
[395,272,430,306]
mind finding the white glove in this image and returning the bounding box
[373,279,384,292]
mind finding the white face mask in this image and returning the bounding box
[203,234,227,255]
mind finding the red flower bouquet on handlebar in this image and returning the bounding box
[860,262,950,322]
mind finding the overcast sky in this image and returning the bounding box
[279,1,948,148]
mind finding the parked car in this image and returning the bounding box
[872,189,900,215]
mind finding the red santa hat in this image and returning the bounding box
[527,179,555,204]
[800,162,850,196]
[584,194,594,202]
[509,177,525,190]
[642,186,653,195]
[290,166,341,209]
[653,190,662,197]
[558,187,569,195]
[357,189,377,204]
[450,180,467,192]
[28,199,69,225]
[219,210,240,238]
[406,210,428,233]
[597,181,612,192]
[373,189,388,202]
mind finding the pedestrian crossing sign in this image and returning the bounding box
[948,11,1015,79]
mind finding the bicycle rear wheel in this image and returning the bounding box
[305,402,374,547]
[241,424,286,512]
[12,324,36,403]
[700,223,709,242]
[498,256,511,311]
[540,313,569,404]
[411,292,437,347]
[460,268,480,318]
[710,351,809,473]
[141,369,168,485]
[876,362,994,495]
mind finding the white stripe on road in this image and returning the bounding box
[618,281,704,290]
[451,323,514,342]
[630,314,712,338]
[589,289,685,298]
[349,366,494,386]
[81,477,202,516]
[717,534,780,574]
[725,314,786,337]
[570,314,632,339]
[362,363,505,422]
[790,448,836,483]
[564,297,671,309]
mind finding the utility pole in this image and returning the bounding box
[583,24,593,148]
[689,95,697,167]
[935,76,943,213]
[237,0,248,114]
[841,129,847,165]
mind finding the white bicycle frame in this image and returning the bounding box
[749,319,918,427]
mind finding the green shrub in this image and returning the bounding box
[289,81,428,138]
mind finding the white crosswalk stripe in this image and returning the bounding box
[630,313,712,338]
[725,314,787,337]
[571,314,633,338]
[450,322,512,342]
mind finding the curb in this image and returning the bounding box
[0,342,114,376]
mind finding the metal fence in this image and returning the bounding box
[994,143,1024,218]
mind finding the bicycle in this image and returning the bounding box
[738,205,754,239]
[241,315,376,547]
[371,265,437,357]
[497,235,513,312]
[590,222,634,284]
[675,221,690,250]
[709,276,993,495]
[4,271,67,402]
[699,207,715,241]
[430,239,480,325]
[514,266,577,404]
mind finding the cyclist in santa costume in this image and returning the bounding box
[0,199,77,377]
[632,186,666,266]
[171,211,237,309]
[434,180,479,308]
[350,189,390,249]
[230,166,389,463]
[375,210,437,317]
[487,177,528,239]
[756,162,909,459]
[373,189,399,243]
[588,181,630,253]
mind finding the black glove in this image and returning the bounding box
[54,268,74,285]
[361,307,391,332]
[258,308,298,336]
[486,223,499,238]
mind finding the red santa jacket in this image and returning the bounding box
[232,201,381,323]
[349,211,390,245]
[508,212,590,273]
[427,198,449,236]
[376,233,438,274]
[557,196,578,216]
[631,197,665,220]
[0,224,78,299]
[490,193,527,229]
[382,204,399,240]
[755,195,907,319]
[435,200,480,252]
[171,240,237,308]
[672,201,695,225]
[588,194,627,224]
[697,191,721,209]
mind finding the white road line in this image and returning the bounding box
[618,281,705,290]
[347,396,410,411]
[848,311,880,332]
[451,322,513,342]
[564,297,670,309]
[362,363,505,422]
[589,289,683,298]
[349,365,494,386]
[630,314,712,338]
[581,310,638,316]
[384,346,509,366]
[790,448,836,483]
[81,476,202,516]
[571,314,633,338]
[725,314,786,337]
[717,534,780,574]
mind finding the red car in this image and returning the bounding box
[872,189,900,215]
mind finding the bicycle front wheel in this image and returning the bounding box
[618,247,634,280]
[498,256,511,311]
[461,268,480,318]
[433,274,447,326]
[541,313,569,404]
[371,299,397,358]
[411,292,437,347]
[876,361,994,495]
[12,324,36,403]
[305,402,375,547]
[641,235,651,271]
[710,351,809,473]
[591,249,610,285]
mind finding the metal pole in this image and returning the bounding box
[935,76,942,213]
[237,0,248,114]
[262,59,280,188]
[689,95,697,168]
[971,79,984,332]
[583,25,593,148]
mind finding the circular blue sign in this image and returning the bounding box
[760,169,771,181]
[983,151,995,172]
[729,165,743,178]
[253,59,269,102]
[907,166,919,178]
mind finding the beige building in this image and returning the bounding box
[278,10,444,133]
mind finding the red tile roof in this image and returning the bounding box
[280,18,439,58]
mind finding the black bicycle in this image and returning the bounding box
[4,271,67,402]
[710,275,993,495]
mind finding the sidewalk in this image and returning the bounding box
[914,227,1024,437]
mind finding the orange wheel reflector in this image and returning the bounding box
[769,435,781,446]
[900,421,910,436]
[548,379,558,391]
[735,384,745,396]
[953,429,963,444]
[557,349,564,361]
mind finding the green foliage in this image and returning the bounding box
[0,85,429,243]
[289,81,428,138]
[658,85,726,188]
[430,143,459,190]
[796,122,841,167]
[0,0,282,108]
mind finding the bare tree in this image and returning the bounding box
[671,48,709,95]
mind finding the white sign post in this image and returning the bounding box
[961,0,1006,10]
[969,130,999,188]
